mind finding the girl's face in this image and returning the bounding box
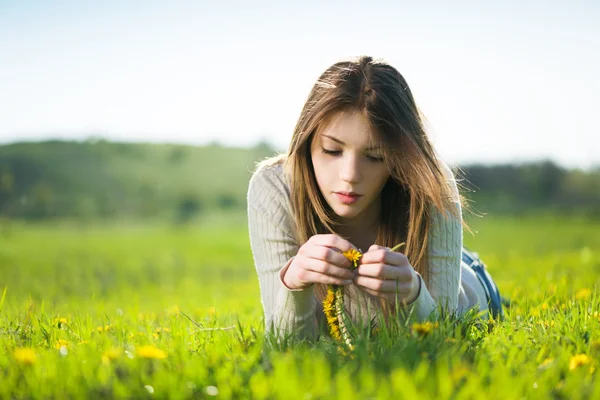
[310,110,390,223]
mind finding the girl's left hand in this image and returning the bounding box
[353,245,421,305]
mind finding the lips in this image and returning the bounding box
[335,192,362,205]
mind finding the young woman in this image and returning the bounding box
[247,56,503,341]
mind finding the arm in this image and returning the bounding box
[247,164,319,340]
[398,162,463,320]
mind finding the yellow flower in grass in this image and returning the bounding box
[167,305,180,316]
[13,348,37,365]
[53,317,68,328]
[538,358,554,371]
[576,288,592,300]
[136,345,167,360]
[102,348,122,364]
[55,339,70,349]
[96,324,112,333]
[412,321,439,336]
[569,354,591,370]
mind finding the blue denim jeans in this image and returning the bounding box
[462,247,505,321]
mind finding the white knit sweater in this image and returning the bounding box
[247,159,488,340]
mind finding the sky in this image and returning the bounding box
[1,0,599,169]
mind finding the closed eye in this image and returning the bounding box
[322,148,384,162]
[322,148,341,156]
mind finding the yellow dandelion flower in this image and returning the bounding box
[54,339,70,349]
[569,354,591,370]
[102,348,122,364]
[541,302,549,311]
[576,288,592,300]
[538,358,554,370]
[541,320,555,328]
[53,317,68,328]
[208,307,217,316]
[412,321,438,336]
[152,332,159,339]
[13,348,37,365]
[342,249,362,268]
[136,345,167,360]
[167,305,180,316]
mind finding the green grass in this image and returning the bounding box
[1,214,599,399]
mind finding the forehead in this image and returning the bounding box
[315,110,379,146]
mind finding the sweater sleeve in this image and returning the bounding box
[398,161,463,320]
[247,163,319,340]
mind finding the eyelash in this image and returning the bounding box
[321,148,384,163]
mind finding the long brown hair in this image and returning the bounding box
[267,56,466,311]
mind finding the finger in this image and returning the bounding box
[303,245,352,268]
[309,234,357,253]
[361,249,408,266]
[367,244,387,252]
[300,270,353,286]
[303,257,356,280]
[356,264,413,282]
[354,276,412,294]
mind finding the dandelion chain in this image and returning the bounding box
[323,242,405,351]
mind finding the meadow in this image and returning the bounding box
[1,213,599,399]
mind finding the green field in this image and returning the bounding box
[1,214,599,399]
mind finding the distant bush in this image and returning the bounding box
[174,193,203,224]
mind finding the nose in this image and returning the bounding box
[339,153,361,183]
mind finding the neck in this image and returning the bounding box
[336,197,381,250]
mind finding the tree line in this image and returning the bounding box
[0,140,598,222]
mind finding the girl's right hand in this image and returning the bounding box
[282,234,358,290]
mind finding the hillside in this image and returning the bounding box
[0,139,277,221]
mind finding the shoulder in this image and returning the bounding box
[247,154,298,239]
[438,158,456,183]
[437,159,460,203]
[247,154,292,212]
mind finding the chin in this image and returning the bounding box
[331,205,363,219]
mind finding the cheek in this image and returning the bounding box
[311,154,329,190]
[366,167,390,195]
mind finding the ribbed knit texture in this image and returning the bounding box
[247,160,488,340]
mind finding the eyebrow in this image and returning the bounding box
[322,134,381,151]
